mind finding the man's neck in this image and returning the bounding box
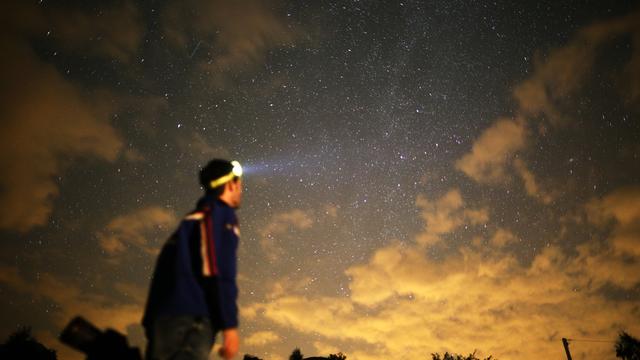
[218,196,233,208]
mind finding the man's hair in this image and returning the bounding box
[199,159,238,197]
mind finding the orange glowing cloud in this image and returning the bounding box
[415,188,488,246]
[586,186,640,258]
[244,187,640,360]
[455,118,527,184]
[245,330,281,347]
[513,158,554,204]
[259,209,314,261]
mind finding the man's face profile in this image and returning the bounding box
[224,178,242,208]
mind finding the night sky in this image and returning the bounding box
[1,1,640,359]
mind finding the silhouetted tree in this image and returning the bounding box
[290,348,304,360]
[431,351,494,360]
[0,328,57,360]
[616,331,640,360]
[243,355,263,360]
[328,353,347,359]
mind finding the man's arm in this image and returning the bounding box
[214,210,239,329]
[214,208,240,357]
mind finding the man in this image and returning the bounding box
[142,159,243,360]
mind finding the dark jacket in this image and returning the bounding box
[142,195,239,330]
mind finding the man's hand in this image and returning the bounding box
[218,328,239,359]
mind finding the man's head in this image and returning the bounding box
[199,159,243,208]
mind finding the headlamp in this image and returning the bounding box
[209,160,243,189]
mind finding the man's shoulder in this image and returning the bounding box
[175,211,206,235]
[183,211,205,221]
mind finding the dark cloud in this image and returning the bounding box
[514,9,640,122]
[0,36,123,231]
[0,1,145,232]
[0,265,143,360]
[48,2,142,62]
[458,9,640,202]
[2,1,143,62]
[162,0,301,86]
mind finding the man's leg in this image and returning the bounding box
[145,316,214,360]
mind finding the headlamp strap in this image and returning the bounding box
[209,161,242,189]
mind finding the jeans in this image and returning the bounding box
[145,316,214,360]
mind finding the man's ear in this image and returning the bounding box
[227,180,239,192]
[224,181,233,193]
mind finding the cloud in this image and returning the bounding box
[97,207,176,256]
[458,10,640,200]
[586,186,640,257]
[0,265,144,359]
[161,0,301,86]
[0,1,147,232]
[250,246,640,360]
[0,266,32,295]
[513,159,553,204]
[245,330,280,346]
[245,188,640,360]
[313,341,341,357]
[622,31,640,105]
[259,209,314,261]
[47,2,143,62]
[514,45,592,123]
[0,39,123,232]
[324,204,340,218]
[489,228,517,248]
[266,275,317,301]
[514,10,640,121]
[454,118,527,184]
[415,189,488,246]
[2,1,143,63]
[178,132,231,166]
